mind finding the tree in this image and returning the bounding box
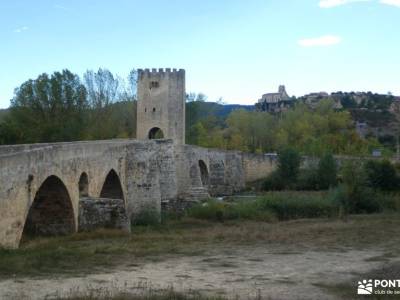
[277,148,301,188]
[317,153,338,189]
[364,160,399,191]
[4,70,88,143]
[84,68,120,108]
[83,68,136,139]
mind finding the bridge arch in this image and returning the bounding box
[148,127,164,139]
[198,160,209,187]
[78,172,89,197]
[100,169,124,200]
[22,175,75,240]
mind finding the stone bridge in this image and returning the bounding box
[0,68,280,248]
[0,139,276,248]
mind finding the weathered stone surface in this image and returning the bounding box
[0,69,281,248]
[242,153,278,182]
[78,197,130,232]
[0,139,278,248]
[136,69,185,144]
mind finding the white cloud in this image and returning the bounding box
[380,0,400,7]
[298,35,342,47]
[13,26,29,33]
[319,0,370,8]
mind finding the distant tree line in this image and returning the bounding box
[186,98,384,156]
[0,69,137,144]
[0,70,387,157]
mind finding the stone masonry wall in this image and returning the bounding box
[78,197,130,232]
[174,145,246,199]
[137,69,186,144]
[242,153,278,182]
[0,138,281,248]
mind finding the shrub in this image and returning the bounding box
[296,167,319,190]
[340,160,368,212]
[380,193,400,211]
[263,170,285,191]
[256,193,337,220]
[224,201,276,222]
[317,153,338,189]
[332,160,383,215]
[187,200,226,221]
[354,192,382,213]
[277,148,301,188]
[365,159,399,191]
[131,205,160,226]
[295,153,337,191]
[187,200,276,222]
[189,193,339,222]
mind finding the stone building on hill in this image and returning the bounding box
[256,85,294,113]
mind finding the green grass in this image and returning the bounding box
[187,192,336,221]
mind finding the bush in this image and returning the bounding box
[188,193,338,222]
[263,171,285,191]
[265,152,337,191]
[187,201,226,221]
[131,205,160,226]
[256,193,337,220]
[187,200,276,222]
[331,160,384,215]
[380,193,400,211]
[355,192,382,213]
[277,148,301,188]
[365,159,399,191]
[296,167,319,190]
[225,201,276,222]
[317,153,338,189]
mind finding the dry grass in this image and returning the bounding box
[315,262,400,300]
[53,285,229,300]
[1,213,399,279]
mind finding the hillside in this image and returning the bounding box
[299,92,400,150]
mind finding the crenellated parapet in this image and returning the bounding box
[138,68,185,79]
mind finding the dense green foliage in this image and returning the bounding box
[364,159,399,191]
[1,70,88,143]
[186,99,383,156]
[330,159,400,216]
[277,148,301,187]
[187,188,399,223]
[335,160,380,214]
[264,150,339,191]
[187,193,336,222]
[0,70,390,158]
[0,69,137,144]
[317,154,338,189]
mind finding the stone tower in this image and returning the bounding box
[137,68,185,144]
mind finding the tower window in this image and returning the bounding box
[145,108,147,112]
[150,81,159,88]
[152,107,156,112]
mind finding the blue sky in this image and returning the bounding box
[0,0,399,107]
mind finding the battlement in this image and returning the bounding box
[138,68,185,78]
[137,67,186,145]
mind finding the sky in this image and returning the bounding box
[0,0,399,108]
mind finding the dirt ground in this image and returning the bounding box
[1,244,396,300]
